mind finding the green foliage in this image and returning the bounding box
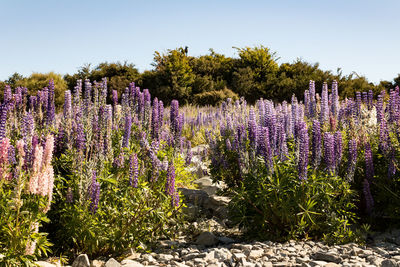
[232,46,279,103]
[227,157,359,243]
[0,169,52,265]
[144,48,195,104]
[193,88,238,106]
[47,139,186,257]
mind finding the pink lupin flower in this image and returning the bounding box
[42,135,54,170]
[29,145,43,194]
[0,138,10,180]
[43,167,54,213]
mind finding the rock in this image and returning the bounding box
[120,260,143,267]
[204,195,230,210]
[171,261,190,267]
[381,259,399,267]
[324,263,341,267]
[395,236,400,246]
[104,258,120,267]
[309,260,328,267]
[193,177,213,188]
[182,203,199,220]
[248,249,264,259]
[35,261,57,267]
[195,231,218,246]
[312,251,342,263]
[182,252,206,261]
[260,262,273,267]
[72,254,90,267]
[91,259,106,267]
[217,236,235,244]
[178,188,209,206]
[193,176,224,195]
[233,252,247,260]
[274,262,292,267]
[157,254,174,261]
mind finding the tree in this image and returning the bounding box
[5,72,25,89]
[231,46,279,103]
[147,47,196,104]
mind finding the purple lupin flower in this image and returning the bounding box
[100,78,108,105]
[304,90,310,118]
[226,138,232,151]
[323,133,335,172]
[112,89,118,108]
[334,131,343,168]
[4,85,12,103]
[365,142,374,181]
[143,89,151,130]
[355,91,362,117]
[122,114,132,148]
[311,120,321,168]
[277,120,288,161]
[260,127,272,169]
[89,171,100,214]
[8,144,16,165]
[129,153,139,187]
[158,100,164,127]
[63,90,72,119]
[75,109,85,152]
[29,96,36,111]
[347,139,358,181]
[170,100,179,134]
[103,105,113,154]
[291,95,298,134]
[47,79,55,126]
[138,92,145,120]
[84,79,92,113]
[309,80,316,118]
[185,141,193,165]
[173,191,180,207]
[376,94,384,124]
[362,91,368,105]
[379,119,389,153]
[362,178,374,215]
[248,108,258,149]
[331,80,339,117]
[298,124,309,180]
[320,82,329,123]
[266,113,277,155]
[367,90,373,110]
[22,112,34,141]
[151,97,159,139]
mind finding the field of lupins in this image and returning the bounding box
[0,78,399,265]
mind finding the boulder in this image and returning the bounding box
[195,232,218,247]
[72,254,90,267]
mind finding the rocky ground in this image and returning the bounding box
[35,146,400,267]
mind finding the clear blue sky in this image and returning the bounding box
[1,0,399,84]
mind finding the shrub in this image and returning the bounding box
[193,88,238,106]
[228,155,359,243]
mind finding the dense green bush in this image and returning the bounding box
[228,156,359,243]
[193,88,239,106]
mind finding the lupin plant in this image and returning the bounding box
[209,79,400,243]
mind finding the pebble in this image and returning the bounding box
[41,231,400,267]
